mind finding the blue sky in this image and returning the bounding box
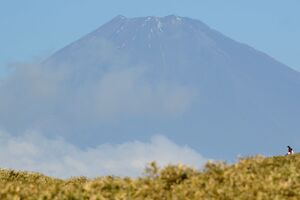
[0,0,299,74]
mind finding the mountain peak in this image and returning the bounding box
[131,15,185,24]
[109,15,127,23]
[114,15,127,20]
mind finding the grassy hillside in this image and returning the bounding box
[0,154,300,199]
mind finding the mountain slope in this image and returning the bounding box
[8,15,300,159]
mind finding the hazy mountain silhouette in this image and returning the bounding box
[43,15,300,159]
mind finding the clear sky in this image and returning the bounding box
[0,0,299,74]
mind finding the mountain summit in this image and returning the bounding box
[31,15,300,158]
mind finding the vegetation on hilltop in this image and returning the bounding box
[0,154,300,199]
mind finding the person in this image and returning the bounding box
[287,146,294,155]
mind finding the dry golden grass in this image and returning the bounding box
[1,154,300,199]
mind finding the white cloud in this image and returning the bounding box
[79,66,197,119]
[0,130,208,178]
[0,62,198,133]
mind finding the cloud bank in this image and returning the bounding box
[0,62,197,135]
[0,130,208,178]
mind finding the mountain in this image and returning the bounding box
[35,15,300,159]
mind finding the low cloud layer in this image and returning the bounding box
[0,62,197,135]
[0,130,208,178]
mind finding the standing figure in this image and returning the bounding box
[287,146,294,155]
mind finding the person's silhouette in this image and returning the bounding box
[287,146,294,155]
